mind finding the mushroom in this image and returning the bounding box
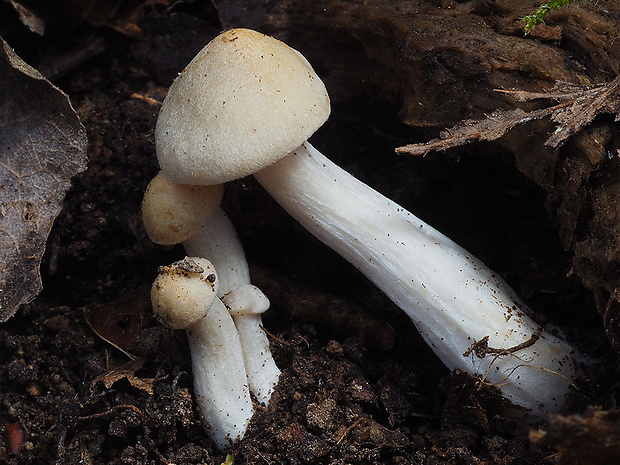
[183,206,280,405]
[155,28,585,419]
[141,170,223,246]
[142,172,280,404]
[151,256,253,449]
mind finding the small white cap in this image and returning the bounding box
[142,172,224,245]
[151,257,218,329]
[156,28,331,185]
[222,284,270,315]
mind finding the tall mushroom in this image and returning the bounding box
[155,28,585,419]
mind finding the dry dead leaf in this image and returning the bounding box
[6,0,175,38]
[93,358,155,395]
[0,37,88,322]
[6,0,45,35]
[84,285,152,358]
[396,77,620,156]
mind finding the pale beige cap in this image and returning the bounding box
[155,28,330,185]
[222,284,270,315]
[151,257,219,329]
[142,171,224,245]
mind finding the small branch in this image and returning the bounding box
[78,404,144,421]
[396,77,620,156]
[395,108,552,156]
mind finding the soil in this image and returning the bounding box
[1,1,619,464]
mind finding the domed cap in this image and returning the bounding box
[151,257,219,329]
[155,28,331,186]
[141,171,224,245]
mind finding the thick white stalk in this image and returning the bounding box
[184,208,251,292]
[254,142,582,418]
[186,297,254,449]
[184,207,281,405]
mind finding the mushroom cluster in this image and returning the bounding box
[142,172,280,406]
[146,27,587,448]
[151,257,253,449]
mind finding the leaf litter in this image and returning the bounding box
[0,37,88,321]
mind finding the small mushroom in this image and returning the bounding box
[184,207,280,405]
[154,28,586,419]
[152,257,253,449]
[141,171,223,245]
[143,172,280,404]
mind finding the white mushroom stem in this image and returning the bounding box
[186,297,253,448]
[151,257,253,449]
[184,207,281,405]
[253,141,583,418]
[184,208,250,294]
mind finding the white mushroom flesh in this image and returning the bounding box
[254,141,583,418]
[186,297,254,448]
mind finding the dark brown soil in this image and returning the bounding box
[1,1,618,464]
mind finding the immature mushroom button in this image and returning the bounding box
[142,172,223,245]
[152,257,254,449]
[151,256,219,328]
[155,28,585,419]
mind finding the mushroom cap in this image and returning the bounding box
[155,28,331,186]
[151,257,219,329]
[222,284,270,315]
[142,171,224,245]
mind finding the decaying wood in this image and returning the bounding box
[219,0,595,126]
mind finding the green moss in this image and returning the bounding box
[522,0,584,34]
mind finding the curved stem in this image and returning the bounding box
[184,207,281,405]
[184,208,251,292]
[254,141,582,418]
[187,298,253,449]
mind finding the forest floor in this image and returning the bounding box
[1,1,619,464]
